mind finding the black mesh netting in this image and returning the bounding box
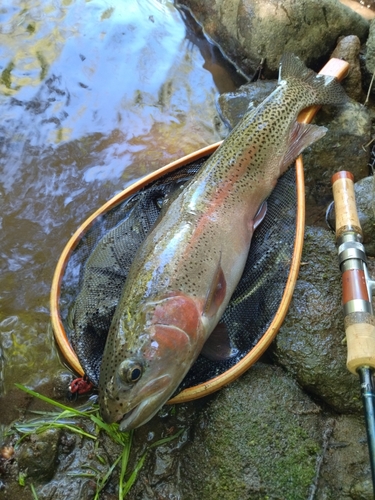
[59,155,297,394]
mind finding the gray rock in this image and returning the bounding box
[354,176,375,256]
[303,100,371,225]
[35,430,123,500]
[350,479,374,500]
[271,226,363,414]
[217,80,277,128]
[178,0,369,77]
[365,19,375,80]
[17,428,61,481]
[316,415,373,499]
[331,35,364,102]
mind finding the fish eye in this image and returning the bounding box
[118,360,143,384]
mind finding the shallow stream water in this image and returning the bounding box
[0,0,244,434]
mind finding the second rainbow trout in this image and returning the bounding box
[98,53,347,430]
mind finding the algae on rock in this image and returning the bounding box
[179,363,323,499]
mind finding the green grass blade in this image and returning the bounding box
[118,430,133,499]
[30,484,39,500]
[94,453,123,500]
[89,415,119,436]
[122,453,147,497]
[15,384,87,417]
[47,423,97,440]
[150,428,184,448]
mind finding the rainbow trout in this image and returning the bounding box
[98,53,347,430]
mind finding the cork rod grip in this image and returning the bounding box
[346,314,375,374]
[331,171,375,373]
[331,171,362,239]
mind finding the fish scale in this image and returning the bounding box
[98,53,347,430]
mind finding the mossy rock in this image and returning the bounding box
[179,363,323,499]
[271,226,362,414]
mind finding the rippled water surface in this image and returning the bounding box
[0,0,243,427]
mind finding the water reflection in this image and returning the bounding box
[0,0,243,416]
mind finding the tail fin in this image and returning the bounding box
[279,53,348,106]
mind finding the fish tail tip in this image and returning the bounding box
[279,52,348,106]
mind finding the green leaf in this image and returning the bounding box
[18,472,26,486]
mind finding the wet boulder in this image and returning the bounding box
[331,35,364,101]
[178,0,369,77]
[270,225,370,414]
[316,414,373,499]
[180,393,373,500]
[302,100,371,223]
[179,363,324,499]
[364,19,375,89]
[354,175,375,256]
[17,428,61,481]
[217,80,278,128]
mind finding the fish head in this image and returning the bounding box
[98,293,203,430]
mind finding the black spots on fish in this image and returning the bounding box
[175,260,200,295]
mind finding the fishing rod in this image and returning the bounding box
[332,171,375,494]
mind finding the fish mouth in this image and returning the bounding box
[118,399,157,431]
[116,374,173,431]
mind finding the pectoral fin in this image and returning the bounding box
[280,121,327,174]
[201,322,238,361]
[203,253,227,317]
